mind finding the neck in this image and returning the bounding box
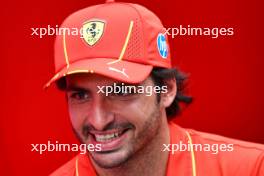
[94,112,170,176]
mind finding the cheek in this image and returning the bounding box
[118,95,157,128]
[68,104,89,131]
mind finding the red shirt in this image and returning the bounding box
[51,122,264,176]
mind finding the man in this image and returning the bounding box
[45,1,264,175]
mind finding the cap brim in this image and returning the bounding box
[44,58,153,89]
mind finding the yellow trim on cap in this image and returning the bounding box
[44,69,95,89]
[63,32,70,69]
[44,72,60,88]
[107,21,134,65]
[66,70,90,75]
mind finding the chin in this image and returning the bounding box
[89,147,133,169]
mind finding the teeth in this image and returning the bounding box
[95,132,120,142]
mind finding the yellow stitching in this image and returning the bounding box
[73,132,195,176]
[52,72,60,80]
[118,21,134,60]
[75,156,79,176]
[185,131,197,176]
[44,72,60,88]
[63,32,70,69]
[66,70,90,75]
[107,21,134,65]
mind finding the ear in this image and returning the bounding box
[160,78,177,108]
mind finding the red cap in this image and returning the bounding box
[44,1,171,88]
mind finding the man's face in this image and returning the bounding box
[65,73,163,168]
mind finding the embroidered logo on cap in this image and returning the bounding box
[157,33,168,58]
[82,20,105,46]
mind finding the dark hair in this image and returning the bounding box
[56,67,192,118]
[151,67,192,118]
[56,77,67,90]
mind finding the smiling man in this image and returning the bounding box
[46,1,264,176]
[63,73,173,176]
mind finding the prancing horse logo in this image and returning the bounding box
[82,20,105,46]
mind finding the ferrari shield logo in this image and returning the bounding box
[82,20,105,46]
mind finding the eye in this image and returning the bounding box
[69,91,90,102]
[113,91,130,96]
[108,90,138,101]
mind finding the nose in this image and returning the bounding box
[87,97,114,131]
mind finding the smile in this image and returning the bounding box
[89,128,130,151]
[94,132,122,142]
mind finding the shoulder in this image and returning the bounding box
[169,122,264,175]
[50,154,96,176]
[188,128,264,153]
[50,156,77,176]
[188,128,264,175]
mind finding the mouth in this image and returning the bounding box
[89,128,130,152]
[94,130,124,142]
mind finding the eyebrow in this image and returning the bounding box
[65,85,89,92]
[65,81,144,92]
[114,82,139,87]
